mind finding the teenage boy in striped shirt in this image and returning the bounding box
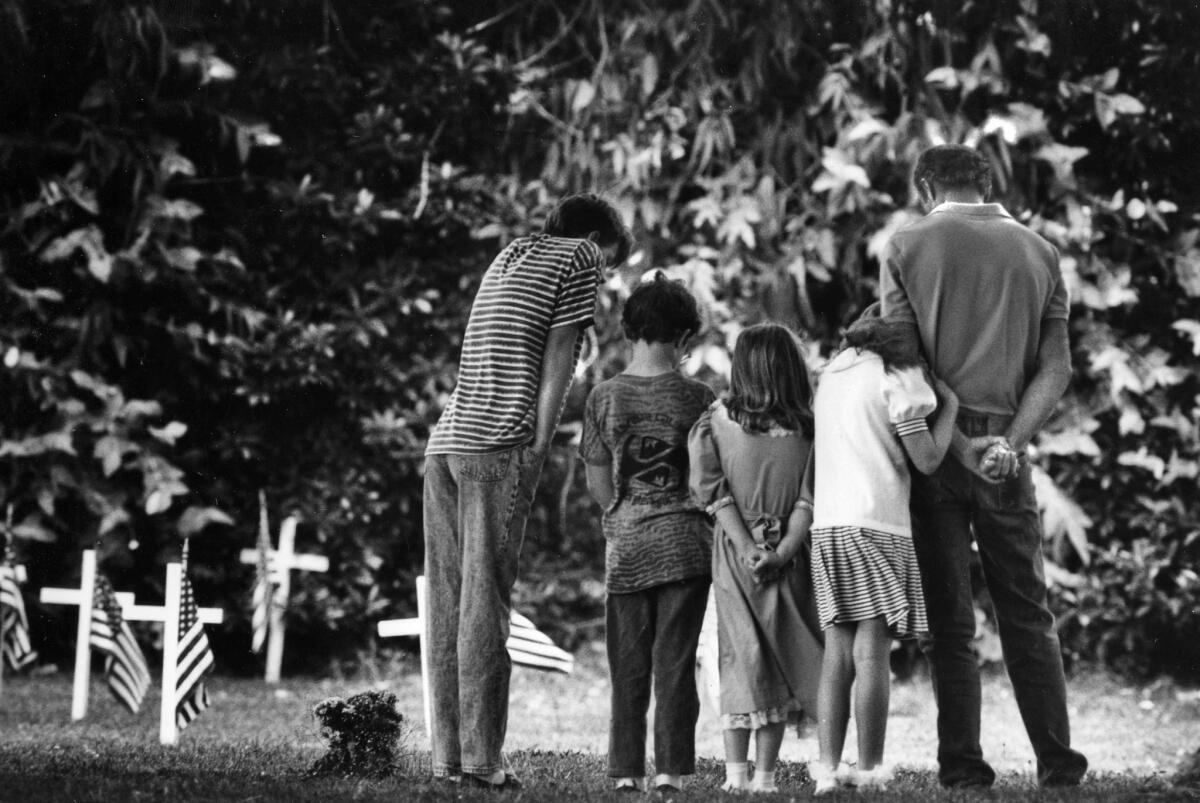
[423,194,633,790]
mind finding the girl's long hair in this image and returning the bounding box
[725,323,814,435]
[840,304,924,372]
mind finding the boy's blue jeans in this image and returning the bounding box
[606,576,709,778]
[423,443,546,778]
[911,412,1088,788]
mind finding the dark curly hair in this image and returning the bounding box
[544,193,635,267]
[725,322,814,436]
[913,144,992,198]
[621,272,701,344]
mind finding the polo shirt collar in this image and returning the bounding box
[930,201,1012,218]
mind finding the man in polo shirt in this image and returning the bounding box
[423,194,633,789]
[880,145,1088,789]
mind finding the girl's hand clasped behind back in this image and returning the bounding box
[748,544,788,583]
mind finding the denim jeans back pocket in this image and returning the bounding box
[455,448,514,483]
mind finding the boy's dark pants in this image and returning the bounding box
[423,443,545,778]
[606,576,710,778]
[911,412,1088,788]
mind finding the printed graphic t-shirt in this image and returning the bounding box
[580,372,715,593]
[426,234,603,455]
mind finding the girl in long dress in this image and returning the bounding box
[688,323,824,793]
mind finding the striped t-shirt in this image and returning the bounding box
[425,234,603,455]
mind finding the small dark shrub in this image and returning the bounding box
[308,689,406,778]
[1174,747,1200,791]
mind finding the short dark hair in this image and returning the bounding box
[913,144,992,198]
[621,272,701,344]
[544,193,634,267]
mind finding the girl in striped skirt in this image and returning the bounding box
[808,304,958,795]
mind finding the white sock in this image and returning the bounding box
[722,763,749,790]
[654,773,683,790]
[614,777,642,790]
[751,767,777,792]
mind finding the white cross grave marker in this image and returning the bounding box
[38,549,222,743]
[376,575,575,743]
[376,575,432,739]
[238,515,329,683]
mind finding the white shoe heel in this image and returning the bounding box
[811,764,839,796]
[852,765,893,791]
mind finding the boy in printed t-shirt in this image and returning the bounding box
[580,272,715,795]
[424,194,633,790]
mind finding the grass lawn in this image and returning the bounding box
[1,645,1197,801]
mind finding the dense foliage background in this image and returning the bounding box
[2,0,1198,680]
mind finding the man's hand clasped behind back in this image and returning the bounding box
[965,436,1020,482]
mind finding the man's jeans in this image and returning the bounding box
[911,412,1088,788]
[423,443,546,777]
[606,576,710,778]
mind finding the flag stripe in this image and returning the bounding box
[175,574,214,731]
[506,610,573,674]
[251,496,273,654]
[1,566,37,670]
[89,575,150,713]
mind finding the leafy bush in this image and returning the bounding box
[309,689,406,778]
[3,0,1199,681]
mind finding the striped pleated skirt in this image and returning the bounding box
[810,526,928,638]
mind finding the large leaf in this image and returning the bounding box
[1033,143,1088,183]
[0,431,76,458]
[1032,466,1091,565]
[1174,251,1200,296]
[94,435,138,476]
[1094,91,1145,130]
[40,225,113,282]
[177,505,234,537]
[148,421,188,445]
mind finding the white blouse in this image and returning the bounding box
[811,349,937,536]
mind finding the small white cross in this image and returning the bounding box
[39,549,222,744]
[376,575,432,739]
[238,516,329,683]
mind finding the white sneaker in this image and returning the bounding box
[810,763,840,796]
[653,773,683,793]
[851,765,893,791]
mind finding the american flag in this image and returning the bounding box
[175,573,214,729]
[250,491,273,654]
[1,564,36,671]
[89,574,151,712]
[507,610,574,674]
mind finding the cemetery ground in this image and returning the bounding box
[1,644,1197,802]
